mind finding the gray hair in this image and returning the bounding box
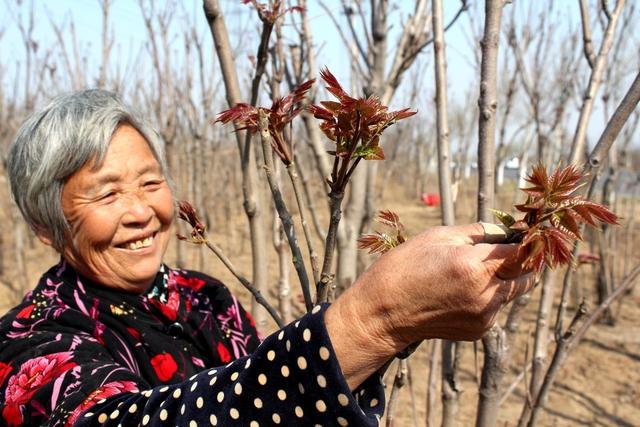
[7,89,172,250]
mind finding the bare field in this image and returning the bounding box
[1,182,638,427]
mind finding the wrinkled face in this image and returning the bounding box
[58,124,174,293]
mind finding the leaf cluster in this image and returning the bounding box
[493,164,618,272]
[309,68,416,191]
[215,79,314,165]
[357,210,407,255]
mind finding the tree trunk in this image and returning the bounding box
[475,1,508,427]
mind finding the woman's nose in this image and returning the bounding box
[121,193,154,226]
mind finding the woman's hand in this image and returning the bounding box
[325,223,535,389]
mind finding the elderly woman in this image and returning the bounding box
[0,90,533,426]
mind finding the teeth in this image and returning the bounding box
[125,236,153,250]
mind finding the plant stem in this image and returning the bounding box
[287,163,321,284]
[316,190,345,303]
[202,239,283,328]
[257,112,313,312]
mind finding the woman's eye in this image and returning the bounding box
[99,191,117,201]
[144,180,163,190]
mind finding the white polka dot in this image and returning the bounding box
[128,404,137,414]
[319,346,330,360]
[189,373,198,381]
[258,373,267,385]
[84,412,94,418]
[231,371,239,381]
[250,422,259,427]
[160,400,166,407]
[160,409,168,420]
[272,413,281,424]
[217,391,224,402]
[110,409,120,419]
[159,386,169,392]
[295,320,301,328]
[142,390,152,397]
[234,383,243,395]
[98,398,107,404]
[317,374,327,387]
[316,400,327,412]
[173,388,182,398]
[181,404,186,415]
[312,305,321,314]
[297,356,307,370]
[277,389,287,400]
[303,329,311,341]
[245,359,252,369]
[196,397,204,408]
[338,393,349,406]
[295,406,304,417]
[281,365,290,377]
[190,382,198,392]
[254,398,263,409]
[142,414,150,425]
[370,398,379,406]
[189,421,198,427]
[208,369,217,376]
[278,330,285,340]
[298,383,305,394]
[337,417,349,426]
[286,340,291,352]
[209,376,217,386]
[210,414,218,425]
[230,408,239,419]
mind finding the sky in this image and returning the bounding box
[0,0,533,103]
[1,0,638,152]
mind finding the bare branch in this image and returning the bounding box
[257,111,313,311]
[569,0,626,164]
[586,68,640,174]
[578,0,596,68]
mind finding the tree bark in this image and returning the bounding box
[203,0,270,327]
[475,2,508,427]
[569,0,626,165]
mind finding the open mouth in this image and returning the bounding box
[117,232,156,250]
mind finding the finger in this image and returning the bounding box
[498,272,537,303]
[473,243,530,280]
[419,223,486,246]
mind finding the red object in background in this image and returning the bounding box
[421,193,441,207]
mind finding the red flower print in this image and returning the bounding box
[150,289,180,321]
[3,352,76,426]
[245,310,256,328]
[150,353,178,382]
[175,275,206,292]
[217,342,232,364]
[65,381,139,427]
[0,362,11,387]
[127,327,141,340]
[15,305,34,319]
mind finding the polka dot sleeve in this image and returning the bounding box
[73,304,385,426]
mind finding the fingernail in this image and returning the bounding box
[480,222,511,244]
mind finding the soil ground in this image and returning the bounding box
[0,181,638,427]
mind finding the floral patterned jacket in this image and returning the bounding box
[0,261,384,426]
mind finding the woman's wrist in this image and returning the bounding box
[324,286,402,390]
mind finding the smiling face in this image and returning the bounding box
[54,124,174,293]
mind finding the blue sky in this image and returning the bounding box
[1,1,637,152]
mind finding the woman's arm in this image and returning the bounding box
[325,223,535,389]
